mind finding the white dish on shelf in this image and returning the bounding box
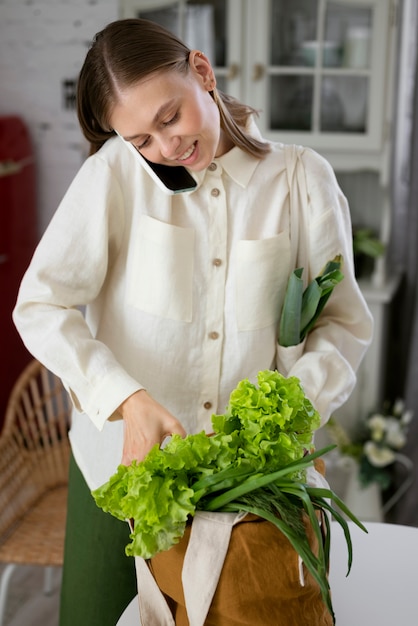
[301,40,340,67]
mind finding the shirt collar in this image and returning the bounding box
[192,145,260,189]
[192,119,264,189]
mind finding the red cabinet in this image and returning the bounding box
[0,116,38,429]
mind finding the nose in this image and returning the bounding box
[158,133,181,160]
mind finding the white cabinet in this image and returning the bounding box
[246,0,398,173]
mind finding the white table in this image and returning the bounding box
[329,520,418,626]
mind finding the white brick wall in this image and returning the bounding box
[0,0,118,234]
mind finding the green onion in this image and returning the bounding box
[204,447,367,625]
[279,267,304,347]
[280,255,344,347]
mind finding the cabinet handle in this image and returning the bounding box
[252,63,265,81]
[227,63,240,80]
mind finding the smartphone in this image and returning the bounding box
[138,153,198,194]
[115,132,198,195]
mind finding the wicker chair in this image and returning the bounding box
[0,359,71,625]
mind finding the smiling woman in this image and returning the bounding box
[109,63,222,168]
[12,17,373,626]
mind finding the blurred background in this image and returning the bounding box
[1,0,418,528]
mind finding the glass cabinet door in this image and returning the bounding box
[119,0,243,98]
[248,0,392,154]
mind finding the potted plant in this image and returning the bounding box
[326,399,414,521]
[352,226,385,278]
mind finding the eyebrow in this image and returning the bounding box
[122,99,177,141]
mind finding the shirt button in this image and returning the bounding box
[203,401,212,410]
[208,163,217,171]
[208,331,219,340]
[211,188,220,197]
[213,258,222,267]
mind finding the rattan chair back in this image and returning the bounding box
[0,359,72,624]
[0,359,71,542]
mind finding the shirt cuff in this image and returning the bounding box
[67,369,144,431]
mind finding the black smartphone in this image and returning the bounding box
[116,132,198,194]
[139,153,198,194]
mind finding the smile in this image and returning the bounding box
[178,142,197,161]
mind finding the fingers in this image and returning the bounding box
[166,420,187,439]
[119,389,187,466]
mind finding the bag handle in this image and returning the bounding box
[284,144,310,287]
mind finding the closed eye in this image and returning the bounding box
[134,112,180,150]
[162,111,180,126]
[135,137,150,150]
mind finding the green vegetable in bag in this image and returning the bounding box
[92,369,366,625]
[279,255,344,347]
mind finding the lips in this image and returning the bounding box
[177,141,197,163]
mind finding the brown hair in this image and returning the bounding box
[77,19,270,158]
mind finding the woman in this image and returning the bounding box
[13,18,373,626]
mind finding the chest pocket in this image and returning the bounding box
[128,215,195,322]
[235,232,290,331]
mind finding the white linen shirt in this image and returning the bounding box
[13,130,373,490]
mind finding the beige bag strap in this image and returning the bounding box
[135,556,176,625]
[284,144,310,287]
[182,511,246,626]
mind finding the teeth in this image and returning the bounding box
[179,143,195,161]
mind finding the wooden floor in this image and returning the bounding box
[0,564,61,626]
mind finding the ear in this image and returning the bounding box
[189,50,216,91]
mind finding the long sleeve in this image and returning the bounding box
[13,154,142,430]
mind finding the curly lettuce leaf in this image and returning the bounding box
[212,370,320,471]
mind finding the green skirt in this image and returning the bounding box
[59,454,137,626]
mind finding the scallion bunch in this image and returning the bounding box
[280,255,344,347]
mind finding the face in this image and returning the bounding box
[109,51,231,171]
